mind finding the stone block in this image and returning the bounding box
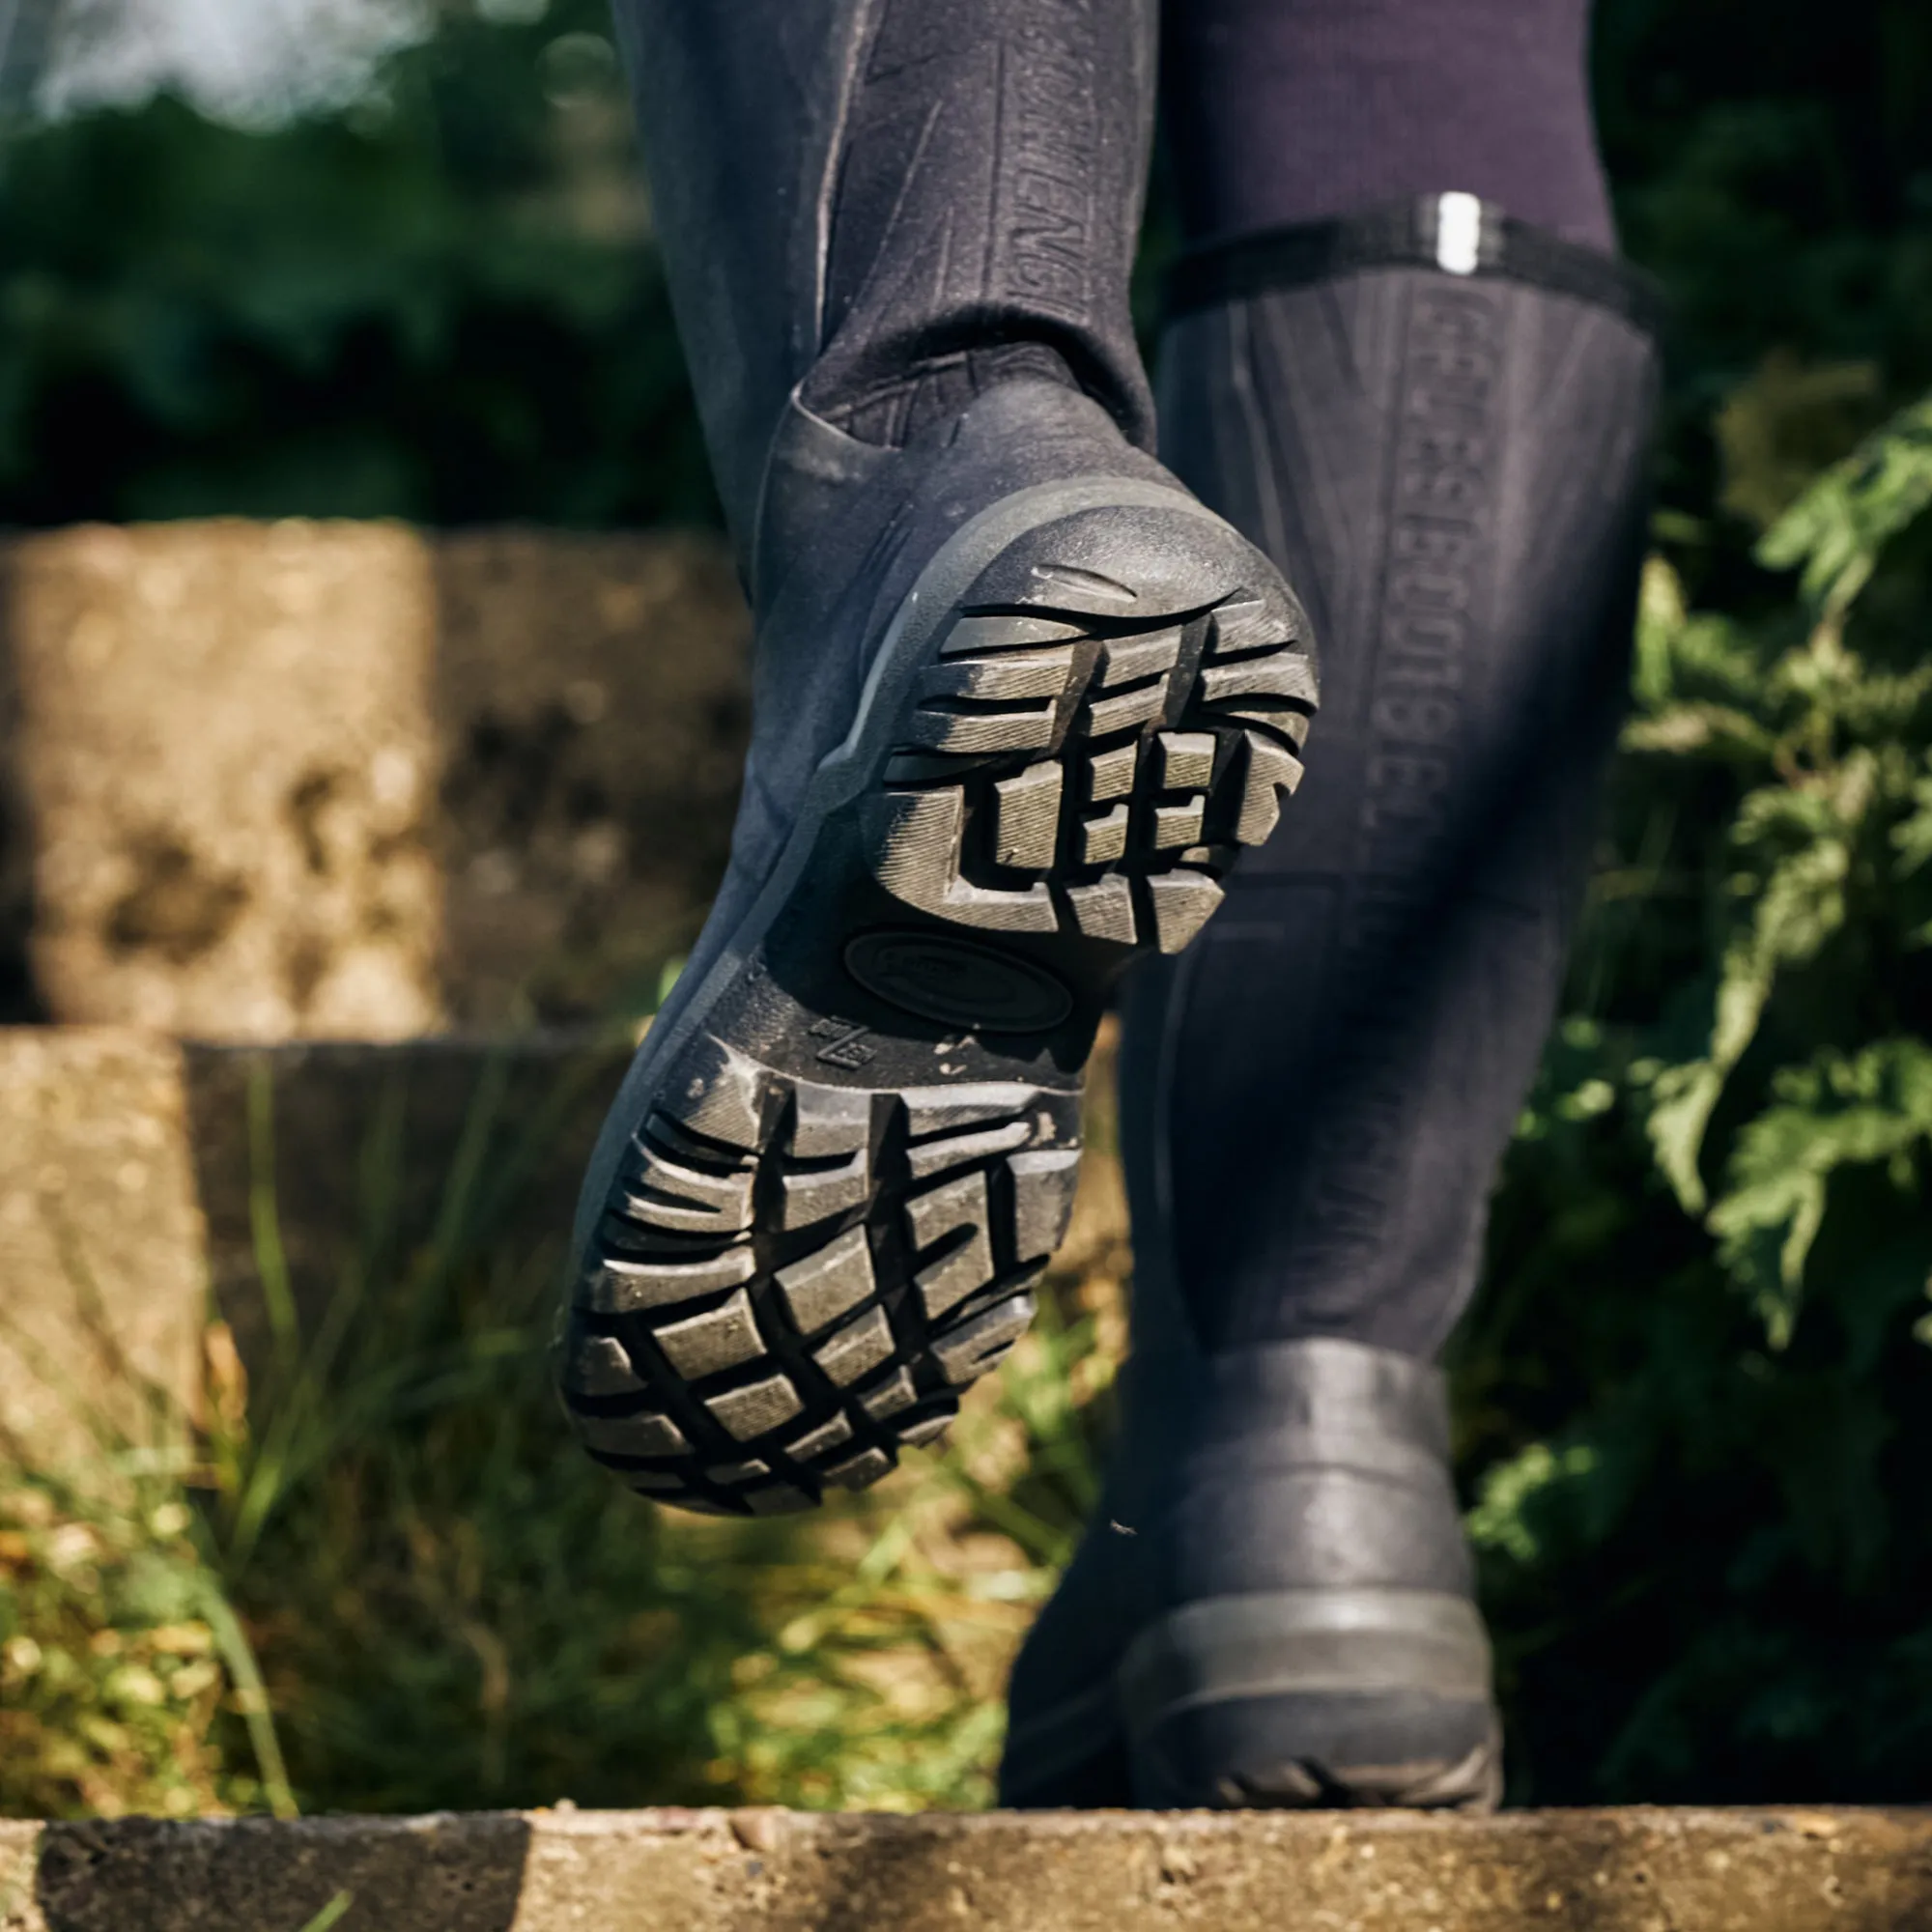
[429,528,750,1027]
[0,522,750,1037]
[0,1026,630,1465]
[3,523,444,1040]
[3,1806,1930,1932]
[0,1029,204,1473]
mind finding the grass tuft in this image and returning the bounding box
[0,1037,1129,1818]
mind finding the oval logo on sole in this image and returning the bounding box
[844,930,1073,1034]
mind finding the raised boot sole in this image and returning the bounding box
[557,481,1315,1517]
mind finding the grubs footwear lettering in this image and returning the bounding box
[1000,197,1662,1810]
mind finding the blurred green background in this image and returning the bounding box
[5,0,1932,1821]
[5,0,1931,546]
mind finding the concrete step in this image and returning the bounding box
[0,1025,628,1465]
[0,521,749,1035]
[2,1807,1926,1931]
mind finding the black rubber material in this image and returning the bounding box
[1004,1584,1503,1812]
[1117,1586,1500,1810]
[609,0,1161,591]
[1165,192,1668,338]
[555,488,1314,1518]
[1136,217,1662,1363]
[1133,1690,1504,1810]
[997,1337,1501,1812]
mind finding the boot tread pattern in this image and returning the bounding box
[564,502,1317,1520]
[867,568,1314,955]
[557,1033,1081,1516]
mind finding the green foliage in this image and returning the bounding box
[0,0,717,527]
[0,968,1121,1824]
[1595,0,1932,535]
[0,1473,249,1819]
[1461,390,1932,1803]
[3,0,1929,540]
[0,1037,1122,1821]
[1759,390,1932,616]
[1631,398,1932,1318]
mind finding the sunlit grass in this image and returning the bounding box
[0,1033,1129,1819]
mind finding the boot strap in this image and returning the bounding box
[1167,192,1667,338]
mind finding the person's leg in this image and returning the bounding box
[1162,0,1613,250]
[557,2,1318,1520]
[1125,213,1658,1372]
[1003,0,1661,1808]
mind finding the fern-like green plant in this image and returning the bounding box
[1628,397,1932,1340]
[1463,386,1932,1804]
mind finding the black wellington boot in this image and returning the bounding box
[1001,198,1662,1807]
[556,1,1318,1517]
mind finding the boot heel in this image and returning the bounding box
[1120,1587,1502,1810]
[862,501,1315,960]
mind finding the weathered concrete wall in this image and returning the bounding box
[3,524,445,1040]
[0,1025,630,1466]
[0,1029,205,1469]
[3,1807,1929,1932]
[0,520,741,1458]
[430,529,750,1027]
[0,522,750,1037]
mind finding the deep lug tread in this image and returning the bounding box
[562,1037,1086,1514]
[559,1333,648,1399]
[858,1368,918,1419]
[931,1290,1037,1385]
[774,1226,876,1336]
[654,1289,766,1380]
[813,1305,897,1387]
[897,1409,956,1450]
[862,531,1315,952]
[566,499,1317,1519]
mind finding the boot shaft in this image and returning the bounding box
[1002,209,1662,1809]
[1129,196,1664,1362]
[612,0,1160,600]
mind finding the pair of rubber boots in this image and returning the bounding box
[554,0,1661,1809]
